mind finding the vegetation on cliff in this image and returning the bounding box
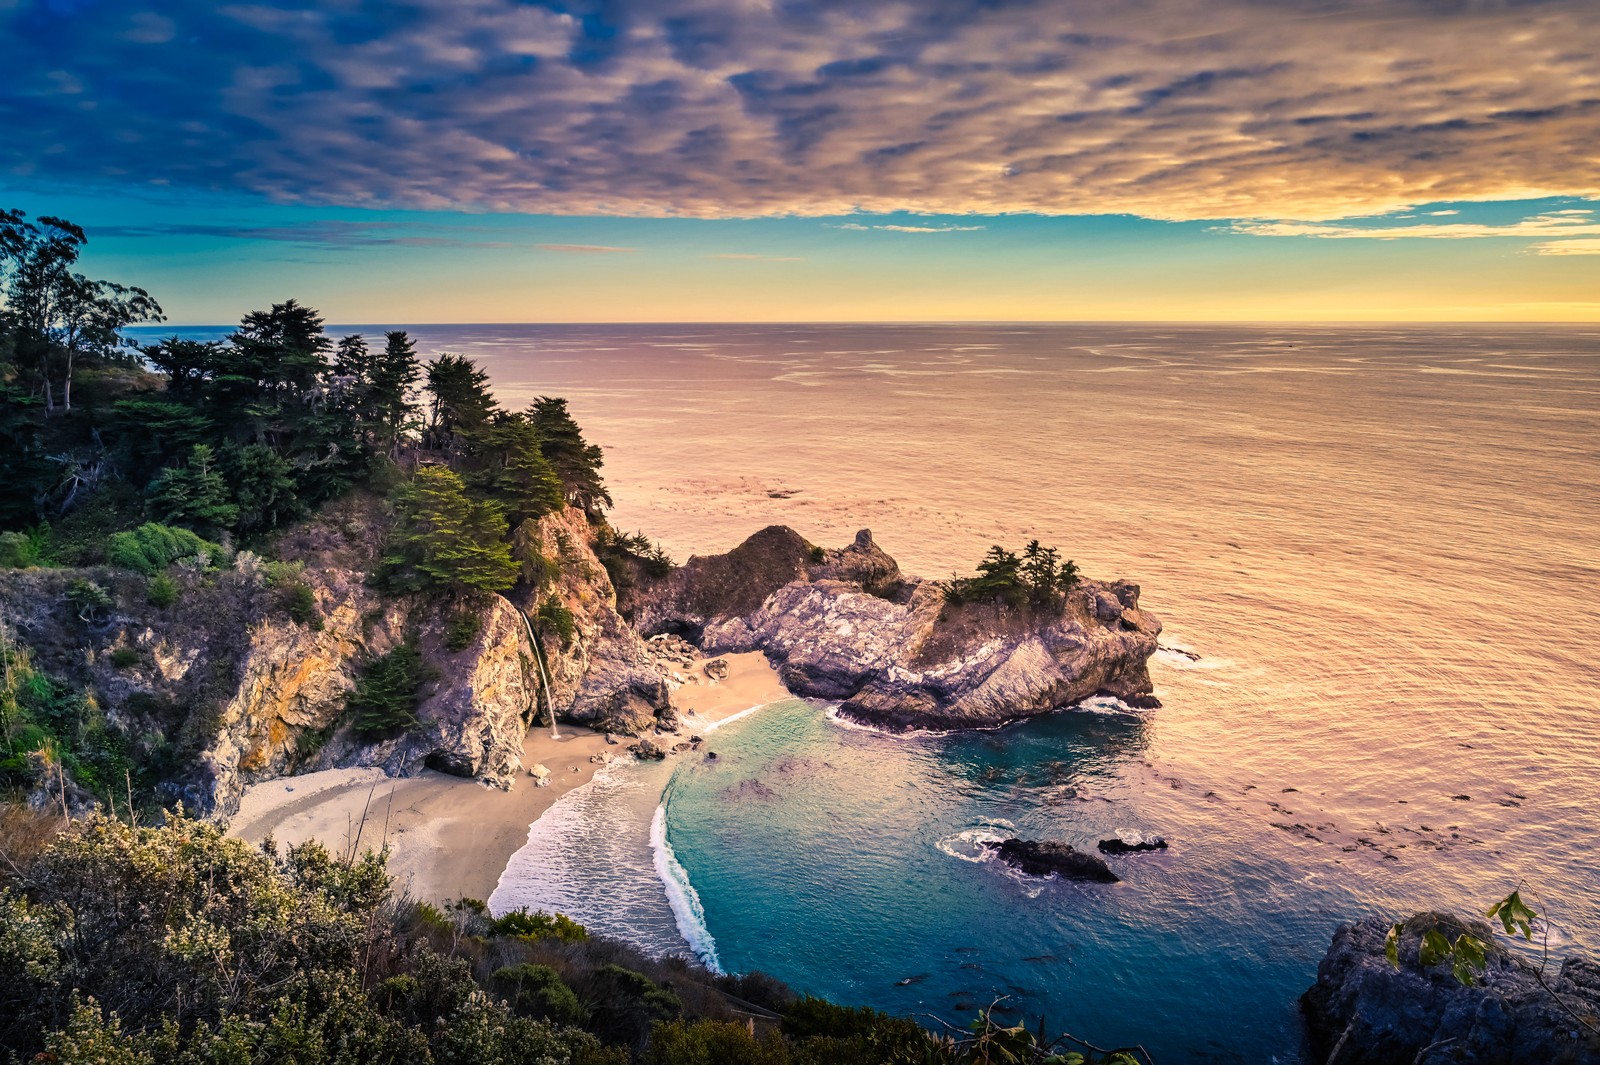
[0,206,621,809]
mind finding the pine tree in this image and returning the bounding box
[530,396,611,515]
[383,466,519,593]
[147,444,239,534]
[466,413,566,526]
[370,330,421,451]
[425,354,495,452]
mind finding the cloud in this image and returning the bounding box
[1232,213,1600,240]
[92,220,516,249]
[710,253,803,261]
[3,1,1600,221]
[1529,238,1600,255]
[830,223,984,233]
[535,243,637,253]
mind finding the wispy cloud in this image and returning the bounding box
[93,220,515,249]
[1529,238,1600,256]
[1232,213,1600,241]
[535,243,638,254]
[5,1,1600,221]
[833,224,985,233]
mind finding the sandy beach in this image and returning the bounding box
[228,650,793,904]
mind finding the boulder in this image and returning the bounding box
[1097,837,1168,855]
[528,763,552,787]
[1302,913,1600,1064]
[631,737,667,760]
[983,839,1119,882]
[704,657,730,681]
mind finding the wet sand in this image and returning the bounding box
[228,650,792,904]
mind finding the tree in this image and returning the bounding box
[424,354,495,452]
[0,211,163,413]
[348,642,431,737]
[466,413,566,526]
[146,444,238,534]
[530,396,611,515]
[224,443,301,533]
[383,466,519,594]
[371,330,422,452]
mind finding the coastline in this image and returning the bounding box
[227,650,792,904]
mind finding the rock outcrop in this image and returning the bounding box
[983,839,1119,882]
[511,506,672,735]
[630,527,1161,731]
[1302,913,1600,1064]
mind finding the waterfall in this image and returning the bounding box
[519,608,562,740]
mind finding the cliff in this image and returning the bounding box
[629,527,1161,731]
[1303,913,1600,1064]
[0,498,669,817]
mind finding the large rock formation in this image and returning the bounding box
[1302,913,1600,1064]
[984,838,1119,882]
[631,527,1161,731]
[511,506,672,735]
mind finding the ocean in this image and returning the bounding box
[147,323,1600,1060]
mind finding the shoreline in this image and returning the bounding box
[226,650,793,904]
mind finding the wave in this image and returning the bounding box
[650,804,723,974]
[688,702,770,734]
[936,822,1015,863]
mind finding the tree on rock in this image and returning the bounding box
[530,396,611,515]
[383,465,518,594]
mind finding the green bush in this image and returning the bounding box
[488,907,589,942]
[65,579,114,623]
[444,609,482,652]
[536,594,576,648]
[106,523,219,576]
[348,641,432,737]
[0,527,49,568]
[491,963,585,1027]
[146,573,178,608]
[646,1019,794,1065]
[280,580,322,629]
[109,647,140,670]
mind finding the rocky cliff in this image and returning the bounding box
[1302,913,1600,1064]
[629,527,1161,731]
[0,498,671,818]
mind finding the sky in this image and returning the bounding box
[3,0,1599,323]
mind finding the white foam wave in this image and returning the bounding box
[688,702,769,734]
[936,822,1014,863]
[650,805,723,974]
[1155,642,1232,671]
[1074,695,1157,718]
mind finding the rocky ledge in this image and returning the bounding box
[1302,913,1600,1064]
[984,839,1119,883]
[628,526,1161,731]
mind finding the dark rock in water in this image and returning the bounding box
[705,750,718,760]
[1302,912,1600,1064]
[1117,693,1163,710]
[983,839,1118,883]
[1097,837,1168,855]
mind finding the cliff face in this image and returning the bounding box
[511,506,672,735]
[630,528,1161,731]
[1303,914,1600,1064]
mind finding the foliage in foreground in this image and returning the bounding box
[0,811,1155,1065]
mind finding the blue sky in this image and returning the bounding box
[4,1,1598,322]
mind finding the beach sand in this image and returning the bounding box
[228,650,792,904]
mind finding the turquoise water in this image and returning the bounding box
[659,697,1342,1062]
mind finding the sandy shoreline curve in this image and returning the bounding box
[227,651,792,904]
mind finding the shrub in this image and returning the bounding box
[145,574,178,609]
[65,580,114,623]
[491,963,585,1026]
[109,647,140,670]
[280,580,322,630]
[808,544,826,564]
[444,610,482,652]
[646,1019,794,1065]
[578,964,682,1053]
[536,594,576,648]
[0,527,49,568]
[348,642,432,737]
[106,523,219,576]
[488,907,589,942]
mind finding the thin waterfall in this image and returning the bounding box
[519,607,562,739]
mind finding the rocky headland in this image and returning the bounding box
[1303,913,1600,1064]
[629,525,1162,731]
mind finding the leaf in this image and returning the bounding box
[1420,929,1451,968]
[1385,922,1403,968]
[1486,890,1537,940]
[1451,933,1489,987]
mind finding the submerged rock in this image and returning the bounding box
[983,839,1119,883]
[1302,913,1600,1064]
[1097,837,1169,855]
[630,527,1161,731]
